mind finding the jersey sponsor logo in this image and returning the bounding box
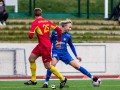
[60,42,65,44]
[53,54,57,57]
[64,38,66,41]
[55,41,65,44]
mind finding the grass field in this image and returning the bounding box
[0,79,120,90]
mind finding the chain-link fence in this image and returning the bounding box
[5,0,120,18]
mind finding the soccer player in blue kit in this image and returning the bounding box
[42,19,99,88]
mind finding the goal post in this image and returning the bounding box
[0,48,27,76]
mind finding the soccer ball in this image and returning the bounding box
[92,78,101,87]
[51,84,56,89]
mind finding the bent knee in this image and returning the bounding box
[44,62,51,69]
[29,54,38,63]
[72,65,80,70]
[29,57,36,63]
[29,59,35,63]
[74,66,80,70]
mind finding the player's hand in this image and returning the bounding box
[56,41,61,48]
[76,56,82,62]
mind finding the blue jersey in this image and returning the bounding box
[50,30,77,64]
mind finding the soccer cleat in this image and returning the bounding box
[92,77,101,87]
[60,78,67,89]
[93,76,98,82]
[24,80,37,85]
[41,83,48,88]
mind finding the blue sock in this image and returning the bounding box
[79,66,92,78]
[45,69,52,82]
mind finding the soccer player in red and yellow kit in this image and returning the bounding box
[24,8,67,89]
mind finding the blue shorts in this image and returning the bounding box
[52,50,73,64]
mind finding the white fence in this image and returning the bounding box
[0,43,120,76]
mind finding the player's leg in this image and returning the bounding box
[29,53,38,82]
[69,60,93,79]
[42,47,67,89]
[0,12,4,26]
[24,53,38,85]
[69,60,99,84]
[44,61,65,81]
[42,58,59,88]
[62,52,93,79]
[2,12,9,26]
[24,45,40,85]
[43,62,67,89]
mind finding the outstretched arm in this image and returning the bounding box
[68,37,81,61]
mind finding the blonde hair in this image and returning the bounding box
[59,19,72,27]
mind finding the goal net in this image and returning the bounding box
[0,48,27,76]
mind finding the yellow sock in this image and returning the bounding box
[50,65,64,82]
[30,63,36,82]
